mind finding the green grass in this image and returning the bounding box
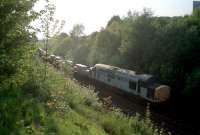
[0,57,164,135]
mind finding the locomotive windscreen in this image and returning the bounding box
[140,76,159,88]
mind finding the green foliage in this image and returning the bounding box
[19,59,162,135]
[70,24,85,38]
[0,1,164,135]
[184,68,200,96]
[0,0,38,82]
[0,0,39,134]
[0,47,163,135]
[51,9,200,99]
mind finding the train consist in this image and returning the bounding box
[38,48,170,103]
[38,48,72,69]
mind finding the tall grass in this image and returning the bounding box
[0,55,165,135]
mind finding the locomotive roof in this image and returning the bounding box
[95,64,120,70]
[55,56,61,59]
[38,48,46,53]
[50,54,56,57]
[38,48,44,51]
[66,60,73,63]
[75,64,88,68]
[95,64,154,82]
[95,64,136,75]
[137,74,154,82]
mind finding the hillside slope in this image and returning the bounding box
[0,55,164,135]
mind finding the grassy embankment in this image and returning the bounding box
[1,55,164,135]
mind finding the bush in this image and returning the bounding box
[0,53,164,135]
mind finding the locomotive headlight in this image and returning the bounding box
[155,85,170,102]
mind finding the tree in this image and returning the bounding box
[107,15,121,27]
[70,24,85,38]
[0,0,39,133]
[0,0,39,82]
[49,8,200,100]
[40,1,65,80]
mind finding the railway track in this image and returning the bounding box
[74,74,199,135]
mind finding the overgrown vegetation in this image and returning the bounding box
[1,54,164,134]
[0,0,164,134]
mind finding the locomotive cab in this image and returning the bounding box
[138,75,170,102]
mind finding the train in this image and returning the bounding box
[38,48,170,103]
[38,48,72,69]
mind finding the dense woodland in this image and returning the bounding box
[50,9,200,101]
[0,1,164,135]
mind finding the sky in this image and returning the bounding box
[34,0,196,36]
